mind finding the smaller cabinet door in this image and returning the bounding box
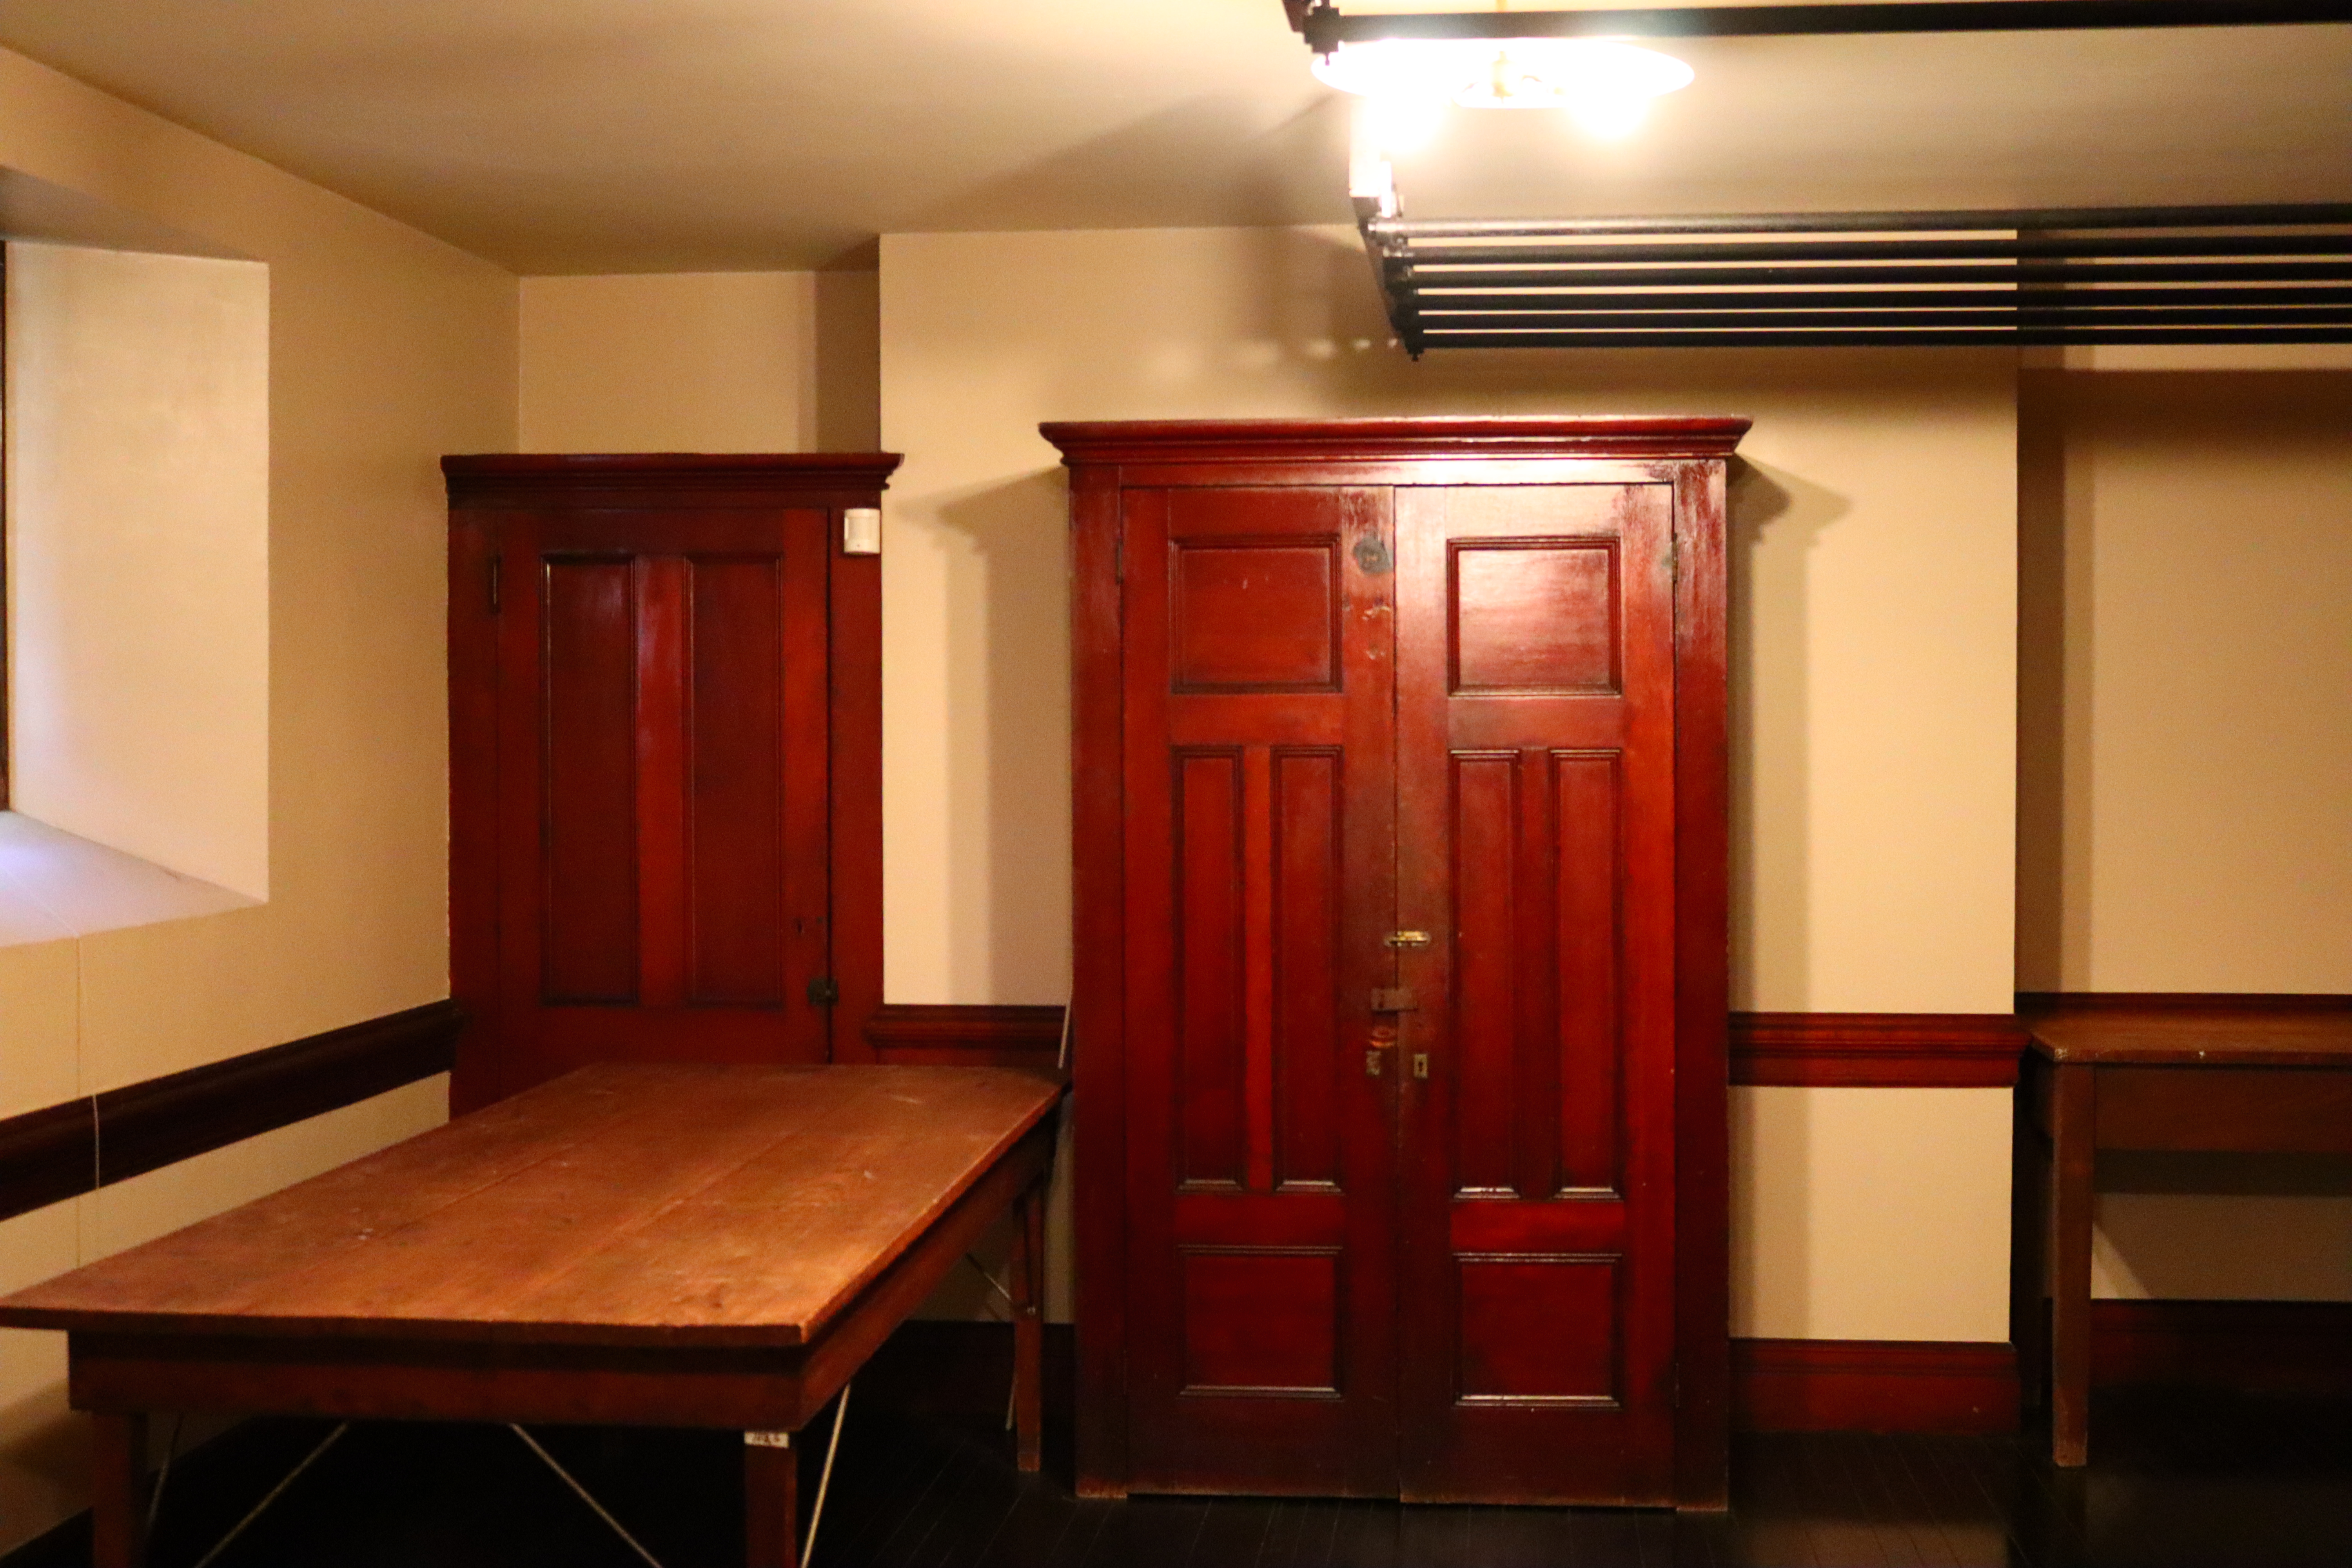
[447,461,889,1109]
[482,502,836,1101]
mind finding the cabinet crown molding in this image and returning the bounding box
[443,452,904,505]
[1040,416,1751,465]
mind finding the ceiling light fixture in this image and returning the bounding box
[1299,3,1693,132]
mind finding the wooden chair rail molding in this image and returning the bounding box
[870,1007,2023,1084]
[862,1004,1067,1071]
[1729,1011,2028,1087]
[0,1002,460,1225]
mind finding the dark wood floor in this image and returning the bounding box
[12,1386,2350,1568]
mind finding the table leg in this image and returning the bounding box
[1011,1178,1046,1474]
[2050,1064,2097,1468]
[2012,1059,2052,1419]
[744,1431,798,1568]
[91,1412,148,1568]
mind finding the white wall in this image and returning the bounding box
[878,224,2021,1337]
[7,243,271,899]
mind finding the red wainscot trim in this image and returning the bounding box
[1733,1339,2020,1434]
[1731,1012,2027,1088]
[862,1005,1067,1072]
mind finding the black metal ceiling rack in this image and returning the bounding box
[1359,204,2352,354]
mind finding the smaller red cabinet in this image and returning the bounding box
[445,454,898,1110]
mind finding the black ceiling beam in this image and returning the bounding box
[1300,2,2352,50]
[1412,285,2352,310]
[1399,259,2352,288]
[1400,233,2352,265]
[1366,204,2352,240]
[1419,305,2352,327]
[1419,327,2352,347]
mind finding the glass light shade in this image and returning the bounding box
[1310,36,1693,111]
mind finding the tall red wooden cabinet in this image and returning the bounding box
[1047,418,1747,1508]
[446,454,898,1111]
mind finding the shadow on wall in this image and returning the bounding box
[933,469,1076,1003]
[1727,456,1849,1013]
[1729,1083,1805,1337]
[2014,368,2077,991]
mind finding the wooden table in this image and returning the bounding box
[2017,1004,2352,1466]
[0,1063,1063,1568]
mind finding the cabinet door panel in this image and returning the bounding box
[1122,486,1399,1496]
[491,508,832,1099]
[1396,483,1679,1505]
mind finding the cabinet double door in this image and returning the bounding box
[1122,479,1679,1503]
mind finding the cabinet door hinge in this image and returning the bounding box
[488,554,502,614]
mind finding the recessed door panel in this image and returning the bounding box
[1181,1248,1342,1394]
[687,557,787,1007]
[1456,1255,1619,1403]
[542,559,640,1005]
[1273,750,1344,1189]
[1452,541,1620,694]
[1175,748,1247,1187]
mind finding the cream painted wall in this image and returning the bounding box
[878,224,2020,1336]
[519,268,879,452]
[7,243,270,898]
[2017,370,2352,993]
[1733,1087,2013,1341]
[2019,369,2352,1303]
[0,43,514,1553]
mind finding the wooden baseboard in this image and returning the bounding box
[0,1001,461,1223]
[1733,1338,2020,1434]
[2092,1299,2352,1396]
[1731,1013,2026,1087]
[863,1004,1066,1071]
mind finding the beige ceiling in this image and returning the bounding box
[0,1,2344,274]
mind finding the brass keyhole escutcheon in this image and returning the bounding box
[1412,1053,1430,1080]
[1352,534,1392,575]
[1365,1049,1385,1078]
